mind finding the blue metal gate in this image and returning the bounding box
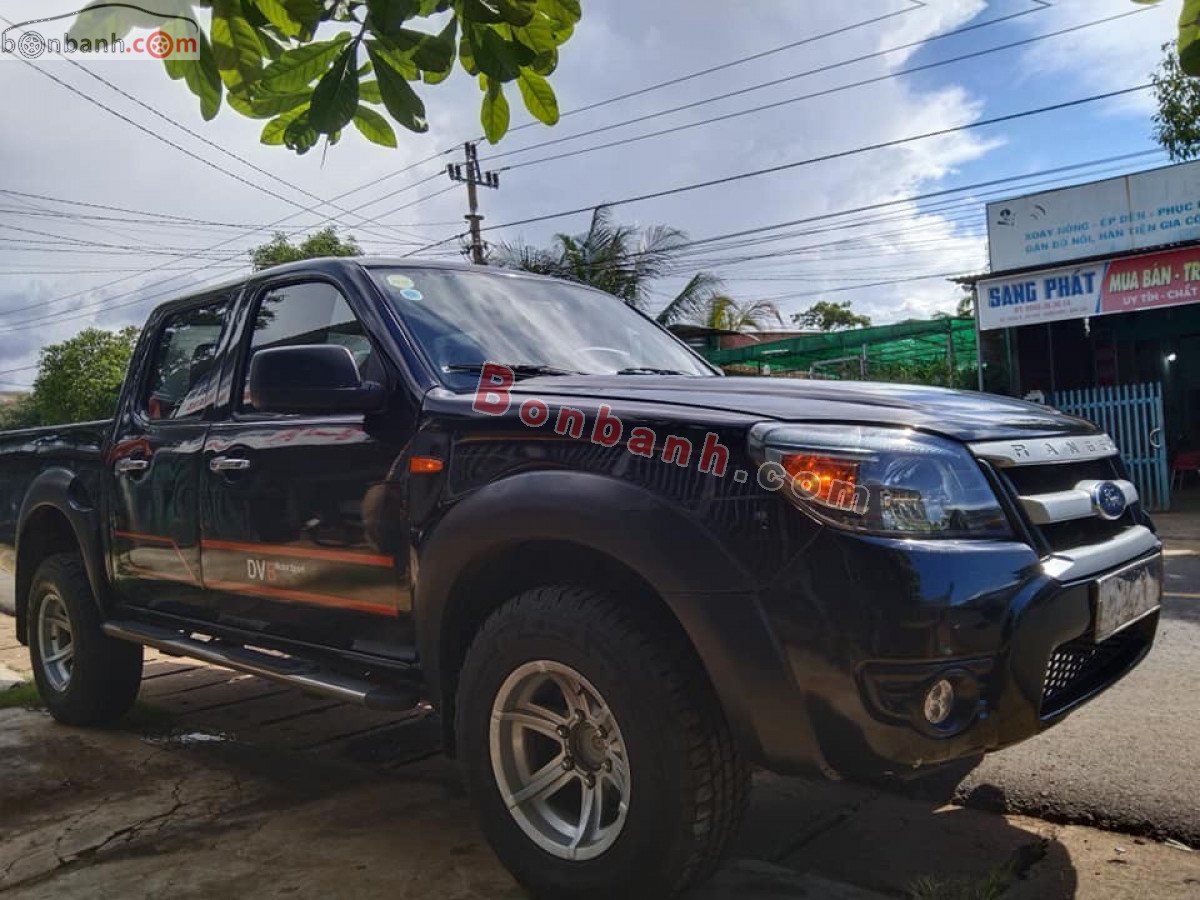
[1050,382,1170,511]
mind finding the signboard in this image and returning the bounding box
[977,244,1200,331]
[986,160,1200,271]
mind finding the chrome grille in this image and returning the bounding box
[969,434,1154,570]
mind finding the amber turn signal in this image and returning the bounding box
[409,456,444,474]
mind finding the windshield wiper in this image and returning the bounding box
[445,362,581,379]
[615,367,689,375]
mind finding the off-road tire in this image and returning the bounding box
[28,552,143,726]
[456,585,750,899]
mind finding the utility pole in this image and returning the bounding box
[447,141,500,265]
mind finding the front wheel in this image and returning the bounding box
[28,552,143,726]
[456,585,749,899]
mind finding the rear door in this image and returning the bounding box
[199,275,417,659]
[109,295,232,615]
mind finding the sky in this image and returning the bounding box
[0,0,1182,389]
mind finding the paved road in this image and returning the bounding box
[1,553,1196,849]
[957,552,1200,845]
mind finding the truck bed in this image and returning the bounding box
[0,420,111,594]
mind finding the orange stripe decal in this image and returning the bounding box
[200,539,394,568]
[205,579,397,617]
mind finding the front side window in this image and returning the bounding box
[242,281,374,410]
[143,299,228,420]
[370,267,715,391]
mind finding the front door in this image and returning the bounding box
[109,295,231,616]
[199,277,416,659]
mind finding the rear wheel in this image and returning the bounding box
[28,553,143,726]
[456,585,749,899]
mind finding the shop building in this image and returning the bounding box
[963,160,1200,510]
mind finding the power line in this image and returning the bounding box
[480,85,1152,236]
[483,7,1146,175]
[498,0,936,139]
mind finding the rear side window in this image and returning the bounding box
[142,299,229,420]
[241,281,374,410]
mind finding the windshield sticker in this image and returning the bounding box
[386,274,415,289]
[399,288,423,302]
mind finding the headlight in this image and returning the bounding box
[749,423,1011,539]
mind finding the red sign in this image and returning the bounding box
[1100,246,1200,314]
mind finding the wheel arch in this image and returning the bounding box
[15,468,107,645]
[415,470,776,760]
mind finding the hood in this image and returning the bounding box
[505,376,1096,443]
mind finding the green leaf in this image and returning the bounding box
[284,112,320,153]
[360,80,382,103]
[497,0,536,26]
[68,2,151,41]
[461,0,506,24]
[366,37,419,79]
[417,0,452,12]
[1181,0,1200,75]
[308,46,360,134]
[542,0,581,25]
[474,27,521,81]
[459,24,479,75]
[366,0,419,36]
[423,66,452,84]
[415,18,457,72]
[259,34,352,93]
[366,41,429,131]
[513,12,556,53]
[261,103,310,144]
[530,47,557,75]
[212,0,266,97]
[249,0,303,37]
[166,31,223,121]
[229,88,309,118]
[353,105,398,147]
[517,69,557,124]
[481,77,510,142]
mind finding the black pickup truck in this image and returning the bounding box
[0,259,1162,897]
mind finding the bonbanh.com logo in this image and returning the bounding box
[1,2,201,62]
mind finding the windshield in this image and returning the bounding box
[371,267,716,390]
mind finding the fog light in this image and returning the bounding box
[923,678,955,726]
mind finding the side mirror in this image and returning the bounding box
[248,345,385,414]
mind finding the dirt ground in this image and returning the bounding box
[1,646,1197,899]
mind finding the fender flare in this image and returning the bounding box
[415,469,790,761]
[15,467,107,636]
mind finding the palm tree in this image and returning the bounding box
[494,206,728,322]
[689,295,784,332]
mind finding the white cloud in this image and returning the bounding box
[0,0,1152,371]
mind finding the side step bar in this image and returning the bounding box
[103,621,421,712]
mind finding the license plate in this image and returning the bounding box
[1093,555,1162,643]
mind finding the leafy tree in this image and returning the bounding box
[250,226,362,270]
[0,395,41,431]
[1152,40,1200,161]
[67,0,581,152]
[31,327,141,425]
[494,206,728,322]
[792,300,872,331]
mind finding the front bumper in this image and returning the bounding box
[735,528,1160,779]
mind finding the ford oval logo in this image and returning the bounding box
[1092,481,1128,520]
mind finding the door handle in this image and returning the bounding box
[114,458,149,475]
[209,456,251,473]
[1149,428,1164,450]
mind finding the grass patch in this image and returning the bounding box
[908,865,1012,900]
[0,681,44,709]
[0,682,172,733]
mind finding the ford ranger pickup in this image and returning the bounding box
[0,258,1162,898]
